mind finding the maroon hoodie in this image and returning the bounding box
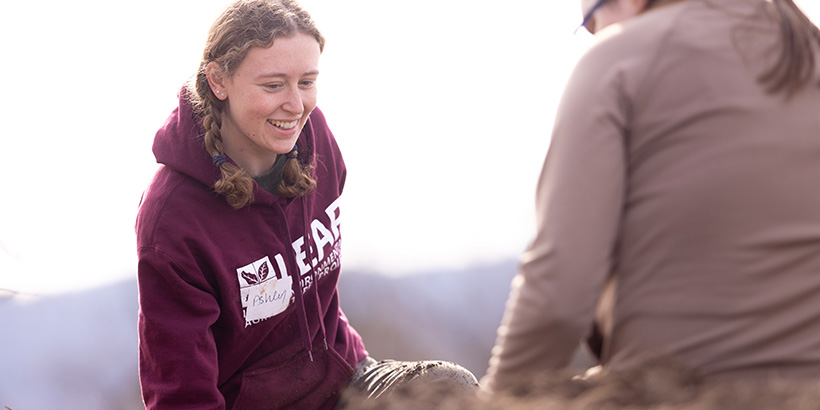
[136,90,367,409]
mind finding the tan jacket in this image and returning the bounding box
[483,0,820,392]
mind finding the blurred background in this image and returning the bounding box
[1,1,817,408]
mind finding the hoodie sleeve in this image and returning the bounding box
[138,245,224,410]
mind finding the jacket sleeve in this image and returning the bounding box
[481,42,630,392]
[138,245,224,409]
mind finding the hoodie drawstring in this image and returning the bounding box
[292,265,315,362]
[286,198,315,362]
[275,199,317,363]
[285,195,330,363]
[302,196,330,356]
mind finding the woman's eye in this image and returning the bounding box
[299,80,316,88]
[265,83,283,90]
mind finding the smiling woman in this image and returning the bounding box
[193,5,324,208]
[134,1,477,408]
[134,2,366,407]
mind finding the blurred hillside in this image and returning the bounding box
[0,259,595,409]
[339,259,519,377]
[0,281,142,410]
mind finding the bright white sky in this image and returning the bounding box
[1,1,817,294]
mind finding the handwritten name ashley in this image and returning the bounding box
[252,287,288,307]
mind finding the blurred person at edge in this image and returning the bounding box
[135,1,477,408]
[482,0,820,393]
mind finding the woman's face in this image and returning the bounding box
[213,33,321,176]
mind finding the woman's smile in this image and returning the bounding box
[268,119,300,130]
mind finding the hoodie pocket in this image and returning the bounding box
[231,347,354,410]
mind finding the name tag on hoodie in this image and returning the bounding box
[237,255,293,326]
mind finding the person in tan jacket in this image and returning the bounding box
[483,0,820,393]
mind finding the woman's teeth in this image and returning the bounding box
[269,120,298,130]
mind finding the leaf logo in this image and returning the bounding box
[241,270,258,285]
[240,261,270,285]
[258,261,269,281]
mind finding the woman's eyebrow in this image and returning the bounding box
[257,70,320,79]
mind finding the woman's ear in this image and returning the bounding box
[205,62,228,101]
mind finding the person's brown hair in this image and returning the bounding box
[188,0,325,209]
[758,0,820,96]
[648,0,820,97]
